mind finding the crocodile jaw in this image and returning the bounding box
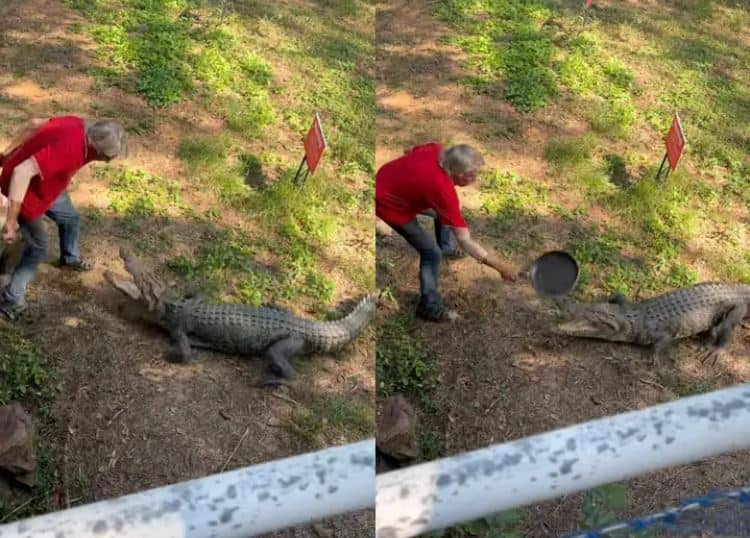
[104,270,143,301]
[552,303,634,342]
[552,319,632,342]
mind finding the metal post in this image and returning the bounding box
[293,155,307,185]
[656,153,668,180]
[0,439,375,538]
[376,384,750,537]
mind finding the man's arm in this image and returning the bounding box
[0,118,46,165]
[2,157,38,243]
[453,227,518,281]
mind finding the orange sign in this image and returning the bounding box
[304,113,327,175]
[665,112,686,172]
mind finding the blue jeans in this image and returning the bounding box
[388,212,457,318]
[421,209,458,254]
[2,190,83,305]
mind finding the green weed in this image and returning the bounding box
[0,326,60,522]
[545,137,592,172]
[376,315,436,406]
[98,166,186,233]
[177,134,232,170]
[438,0,558,111]
[0,326,57,414]
[67,0,276,123]
[579,484,655,537]
[436,508,525,538]
[480,169,548,232]
[289,395,374,449]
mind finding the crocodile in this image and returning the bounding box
[105,248,377,386]
[551,282,750,366]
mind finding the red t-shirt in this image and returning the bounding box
[0,116,89,221]
[375,143,467,228]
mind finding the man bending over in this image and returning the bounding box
[0,116,128,319]
[376,143,519,322]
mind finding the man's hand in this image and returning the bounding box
[482,254,519,282]
[2,219,19,244]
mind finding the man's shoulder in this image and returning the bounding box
[409,142,443,155]
[46,116,84,132]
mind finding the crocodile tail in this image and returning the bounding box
[310,293,378,352]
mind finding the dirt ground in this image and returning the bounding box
[0,0,373,535]
[376,0,750,535]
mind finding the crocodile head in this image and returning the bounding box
[552,301,634,342]
[104,247,167,318]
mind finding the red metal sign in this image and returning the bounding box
[585,0,592,8]
[304,113,327,175]
[665,112,686,172]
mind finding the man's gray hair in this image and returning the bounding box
[85,120,128,159]
[439,144,485,176]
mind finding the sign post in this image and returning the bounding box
[293,112,328,185]
[656,112,686,181]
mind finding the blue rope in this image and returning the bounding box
[564,486,750,538]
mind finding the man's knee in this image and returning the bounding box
[21,228,49,258]
[421,243,442,263]
[54,209,80,225]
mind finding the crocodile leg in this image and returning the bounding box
[649,333,674,368]
[262,337,306,387]
[700,303,747,366]
[170,327,195,363]
[607,293,630,306]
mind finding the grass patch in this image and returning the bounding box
[565,214,700,299]
[0,327,57,413]
[376,310,442,460]
[376,314,436,406]
[437,2,639,119]
[288,395,374,449]
[167,223,336,310]
[67,0,276,133]
[545,136,617,199]
[579,484,654,537]
[96,165,186,235]
[480,169,548,232]
[0,326,59,522]
[436,508,525,538]
[177,133,232,170]
[656,371,714,398]
[438,0,558,111]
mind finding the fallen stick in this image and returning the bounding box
[638,377,666,390]
[269,392,300,407]
[1,497,36,523]
[221,426,250,472]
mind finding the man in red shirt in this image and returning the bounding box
[0,116,128,319]
[377,143,520,322]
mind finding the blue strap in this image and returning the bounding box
[565,487,750,538]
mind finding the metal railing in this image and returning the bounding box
[376,383,750,537]
[0,439,375,538]
[6,384,750,538]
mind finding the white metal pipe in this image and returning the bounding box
[376,383,750,537]
[0,439,375,538]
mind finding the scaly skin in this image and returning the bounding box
[552,283,750,366]
[106,248,376,385]
[161,295,376,356]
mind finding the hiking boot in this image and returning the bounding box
[60,258,95,272]
[441,247,466,259]
[0,299,26,321]
[416,307,461,323]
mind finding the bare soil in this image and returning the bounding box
[376,0,750,536]
[0,1,373,535]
